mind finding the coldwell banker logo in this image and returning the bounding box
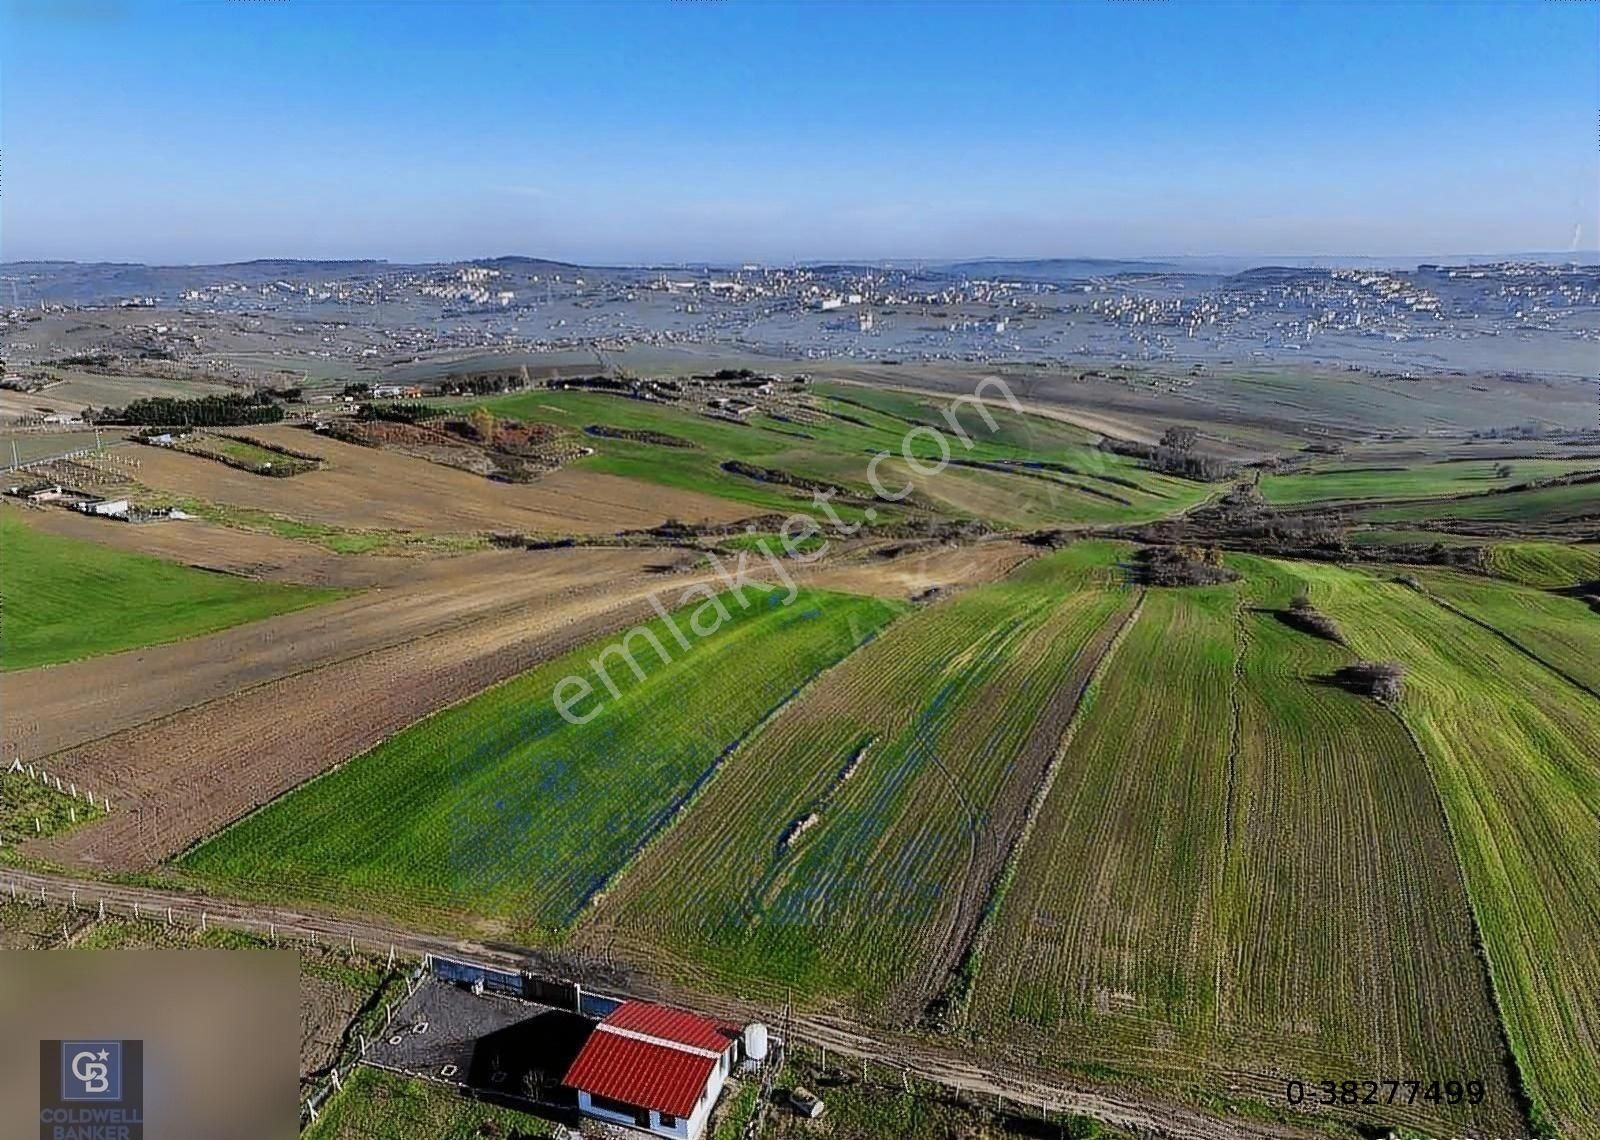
[39,1041,143,1140]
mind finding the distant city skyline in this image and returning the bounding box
[2,1,1595,265]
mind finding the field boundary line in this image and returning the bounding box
[936,587,1147,1032]
[1408,581,1600,705]
[575,600,911,929]
[1384,703,1543,1137]
[15,567,726,771]
[157,588,721,872]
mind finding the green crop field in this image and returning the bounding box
[1302,564,1600,1138]
[1362,479,1600,525]
[1259,458,1596,505]
[1412,568,1600,695]
[478,387,1208,528]
[1485,540,1600,588]
[180,585,904,938]
[583,542,1136,1015]
[0,509,340,670]
[966,562,1525,1137]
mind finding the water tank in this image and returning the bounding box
[742,1023,769,1062]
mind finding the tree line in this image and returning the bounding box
[92,392,285,427]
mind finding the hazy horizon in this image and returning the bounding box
[5,250,1599,273]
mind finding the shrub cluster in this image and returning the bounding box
[1279,593,1345,644]
[1099,437,1236,482]
[1335,661,1405,703]
[1133,544,1241,586]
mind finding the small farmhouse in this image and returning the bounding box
[562,1000,743,1139]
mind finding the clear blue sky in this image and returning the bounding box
[2,0,1595,264]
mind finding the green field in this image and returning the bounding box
[1259,458,1595,506]
[1362,478,1600,525]
[180,585,904,937]
[0,509,340,669]
[585,542,1135,1014]
[966,561,1525,1136]
[1485,540,1600,588]
[176,432,319,475]
[479,386,1208,528]
[1413,568,1600,695]
[1303,564,1600,1137]
[0,771,105,853]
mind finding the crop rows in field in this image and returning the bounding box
[582,542,1136,1015]
[1362,479,1600,526]
[967,564,1524,1137]
[180,586,904,938]
[1413,568,1600,697]
[1301,565,1600,1138]
[1485,540,1600,589]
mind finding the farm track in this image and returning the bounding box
[0,866,1329,1140]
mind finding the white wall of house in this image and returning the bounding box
[573,1043,736,1140]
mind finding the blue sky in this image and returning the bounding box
[2,0,1595,264]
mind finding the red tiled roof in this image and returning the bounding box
[604,1001,739,1054]
[563,1001,739,1118]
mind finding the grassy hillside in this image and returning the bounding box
[584,542,1134,1013]
[478,387,1208,528]
[1363,479,1599,525]
[1485,541,1600,588]
[180,585,904,937]
[1303,564,1600,1137]
[1413,568,1600,695]
[0,509,339,670]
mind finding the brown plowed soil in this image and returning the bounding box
[20,561,724,871]
[131,425,753,535]
[8,529,1031,875]
[1,547,668,764]
[803,538,1037,599]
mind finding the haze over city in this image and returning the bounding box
[3,0,1596,265]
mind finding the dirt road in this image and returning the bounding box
[0,866,1322,1140]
